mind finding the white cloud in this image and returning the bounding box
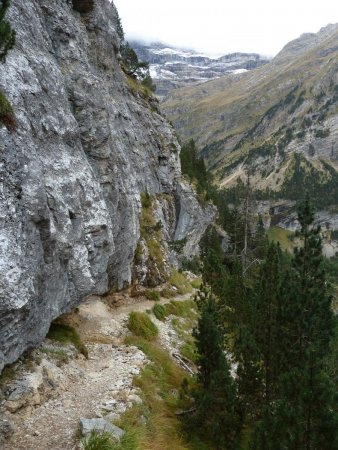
[113,0,338,56]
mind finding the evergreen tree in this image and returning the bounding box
[253,241,282,404]
[192,286,241,449]
[0,0,15,62]
[251,195,338,449]
[120,42,149,79]
[200,226,227,297]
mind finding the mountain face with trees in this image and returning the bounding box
[163,24,338,206]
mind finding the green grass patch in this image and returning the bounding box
[128,312,159,341]
[81,431,117,450]
[180,341,197,363]
[152,304,167,321]
[81,429,138,450]
[160,288,176,298]
[122,335,203,450]
[267,226,294,252]
[171,315,198,363]
[164,300,196,318]
[169,270,193,295]
[190,278,202,290]
[47,322,88,358]
[144,290,161,301]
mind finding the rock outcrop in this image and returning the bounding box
[0,0,214,371]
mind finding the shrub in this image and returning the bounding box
[191,278,202,289]
[127,312,158,340]
[47,322,88,358]
[181,256,202,275]
[0,0,16,63]
[144,290,161,301]
[140,191,152,209]
[152,304,167,321]
[0,90,16,132]
[168,238,187,253]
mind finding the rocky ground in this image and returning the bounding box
[0,289,194,450]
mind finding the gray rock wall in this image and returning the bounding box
[0,0,214,371]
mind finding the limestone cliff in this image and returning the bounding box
[0,0,215,371]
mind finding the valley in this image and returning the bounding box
[0,0,337,449]
[162,23,338,207]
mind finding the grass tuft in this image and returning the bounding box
[144,290,161,301]
[160,288,176,299]
[152,304,167,321]
[127,312,159,341]
[47,322,88,358]
[81,431,116,450]
[164,300,196,318]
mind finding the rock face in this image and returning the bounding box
[131,41,269,98]
[0,0,214,371]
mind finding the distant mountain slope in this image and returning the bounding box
[131,41,269,97]
[163,24,338,205]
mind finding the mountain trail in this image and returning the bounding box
[2,291,193,450]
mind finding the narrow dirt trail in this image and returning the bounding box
[3,292,193,450]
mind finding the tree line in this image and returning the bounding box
[179,140,338,449]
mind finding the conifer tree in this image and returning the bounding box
[200,226,227,297]
[253,241,282,404]
[193,286,241,449]
[251,195,338,449]
[0,0,15,62]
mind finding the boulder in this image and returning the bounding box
[79,418,124,441]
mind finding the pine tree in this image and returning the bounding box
[200,226,227,297]
[0,0,15,62]
[251,195,338,449]
[253,242,282,404]
[120,42,149,78]
[193,286,241,449]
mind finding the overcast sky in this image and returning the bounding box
[113,0,338,56]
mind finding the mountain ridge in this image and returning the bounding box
[162,23,338,204]
[131,41,269,97]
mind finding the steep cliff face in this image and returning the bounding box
[0,0,214,371]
